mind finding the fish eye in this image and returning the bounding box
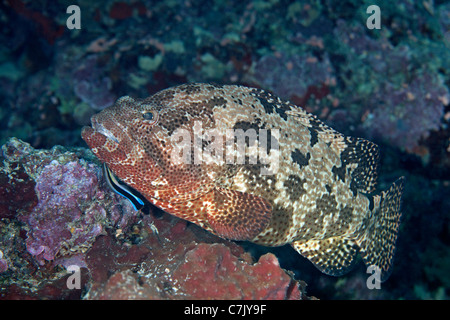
[142,110,158,125]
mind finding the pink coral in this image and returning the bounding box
[363,73,449,152]
[252,52,335,102]
[24,160,105,264]
[73,55,116,110]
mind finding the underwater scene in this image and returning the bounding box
[0,0,449,300]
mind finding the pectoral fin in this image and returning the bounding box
[206,187,272,241]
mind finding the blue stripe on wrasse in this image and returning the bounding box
[103,163,145,211]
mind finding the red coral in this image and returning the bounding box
[89,241,303,300]
[109,2,147,20]
[109,2,133,20]
[0,163,37,219]
[97,270,161,300]
[291,83,330,108]
[172,243,301,299]
[6,0,64,45]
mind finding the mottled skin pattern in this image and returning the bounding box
[82,83,404,281]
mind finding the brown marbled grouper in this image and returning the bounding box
[82,83,404,281]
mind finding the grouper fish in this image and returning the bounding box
[82,83,404,281]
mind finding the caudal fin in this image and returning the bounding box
[357,177,405,282]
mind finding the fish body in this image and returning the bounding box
[82,83,404,281]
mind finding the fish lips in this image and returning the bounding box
[81,117,127,163]
[82,113,121,146]
[92,117,120,144]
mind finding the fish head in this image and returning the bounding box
[81,85,216,202]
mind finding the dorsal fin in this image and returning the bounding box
[340,136,380,193]
[286,107,379,193]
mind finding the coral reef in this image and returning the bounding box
[0,138,127,294]
[23,160,105,264]
[252,52,336,105]
[332,19,449,154]
[362,72,449,153]
[86,217,304,300]
[72,55,116,111]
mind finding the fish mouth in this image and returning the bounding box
[91,118,120,144]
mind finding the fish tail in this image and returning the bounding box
[357,176,405,282]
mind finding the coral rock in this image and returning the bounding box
[0,162,37,219]
[86,212,305,300]
[172,243,302,300]
[24,160,106,264]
